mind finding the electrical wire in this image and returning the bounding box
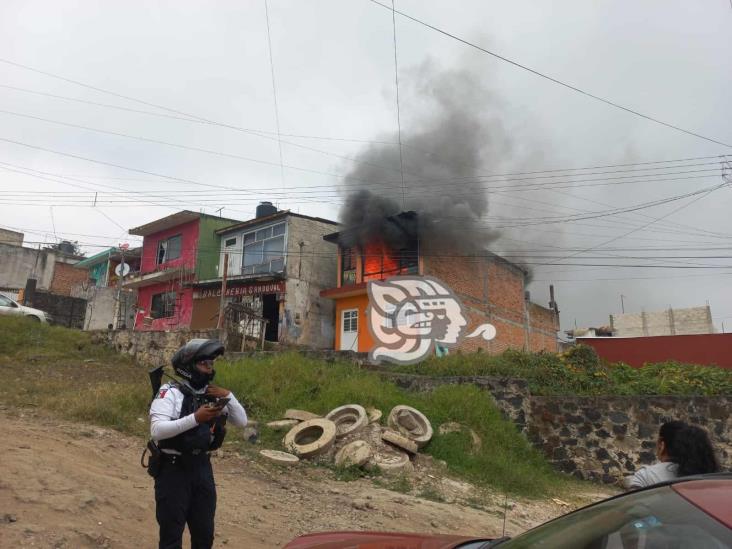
[367,0,732,148]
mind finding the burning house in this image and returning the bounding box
[320,210,559,355]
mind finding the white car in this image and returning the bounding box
[0,292,51,323]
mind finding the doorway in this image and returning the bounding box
[262,293,279,342]
[340,308,359,351]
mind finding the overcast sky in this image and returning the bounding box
[1,1,731,332]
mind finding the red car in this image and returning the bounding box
[285,474,732,548]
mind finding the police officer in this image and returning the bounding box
[149,339,247,549]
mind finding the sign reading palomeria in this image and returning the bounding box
[193,281,285,300]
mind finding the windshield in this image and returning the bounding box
[497,485,731,549]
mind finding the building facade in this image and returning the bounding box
[124,211,240,331]
[72,247,142,330]
[194,207,338,347]
[320,213,559,355]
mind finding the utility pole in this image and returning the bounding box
[217,253,229,334]
[620,294,626,314]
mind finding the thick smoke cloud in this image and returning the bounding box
[338,62,513,256]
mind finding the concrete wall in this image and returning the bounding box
[424,254,559,354]
[611,306,714,337]
[0,228,23,246]
[29,291,86,329]
[0,243,83,292]
[281,215,338,348]
[76,286,137,330]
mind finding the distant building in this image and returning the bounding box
[72,247,142,330]
[610,306,715,337]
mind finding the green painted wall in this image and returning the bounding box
[89,261,108,286]
[196,215,240,280]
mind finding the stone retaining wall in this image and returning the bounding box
[528,396,731,483]
[92,329,219,367]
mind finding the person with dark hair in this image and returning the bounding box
[149,339,247,549]
[625,420,720,489]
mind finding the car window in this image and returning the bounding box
[0,294,14,307]
[499,485,731,549]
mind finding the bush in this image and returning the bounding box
[392,344,732,396]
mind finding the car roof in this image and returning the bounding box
[673,478,732,529]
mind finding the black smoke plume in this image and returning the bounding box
[338,62,513,257]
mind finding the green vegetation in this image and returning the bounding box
[0,316,574,498]
[393,345,732,396]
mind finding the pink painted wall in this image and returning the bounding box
[134,282,194,331]
[134,219,199,331]
[140,219,199,274]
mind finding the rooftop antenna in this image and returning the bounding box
[216,207,224,218]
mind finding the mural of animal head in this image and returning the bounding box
[367,276,468,365]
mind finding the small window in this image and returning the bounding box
[157,235,182,264]
[150,291,176,319]
[272,223,286,237]
[243,232,255,245]
[343,310,358,333]
[224,237,237,247]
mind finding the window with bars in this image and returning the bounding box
[150,291,176,319]
[341,247,356,285]
[241,222,286,275]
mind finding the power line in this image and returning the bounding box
[367,0,732,148]
[390,0,406,208]
[263,0,286,197]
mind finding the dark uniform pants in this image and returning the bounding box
[154,454,217,549]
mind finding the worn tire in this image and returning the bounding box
[325,404,368,438]
[283,418,337,458]
[387,405,433,448]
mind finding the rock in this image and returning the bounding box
[266,419,300,431]
[334,440,373,468]
[3,514,17,523]
[242,425,259,443]
[366,407,383,424]
[430,520,439,528]
[351,499,375,511]
[284,409,320,421]
[438,422,462,435]
[381,430,418,454]
[259,449,300,466]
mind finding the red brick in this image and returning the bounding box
[50,262,89,296]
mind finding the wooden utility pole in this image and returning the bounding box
[217,253,229,332]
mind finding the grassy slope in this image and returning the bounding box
[0,317,574,498]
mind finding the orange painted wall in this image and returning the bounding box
[333,293,372,352]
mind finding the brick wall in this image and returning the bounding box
[50,262,89,296]
[424,254,558,354]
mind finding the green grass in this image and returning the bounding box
[0,317,578,498]
[215,352,573,497]
[393,345,732,396]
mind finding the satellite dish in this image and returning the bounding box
[115,262,131,277]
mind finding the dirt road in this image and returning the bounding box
[0,410,611,548]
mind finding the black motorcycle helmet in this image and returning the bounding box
[171,338,225,389]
